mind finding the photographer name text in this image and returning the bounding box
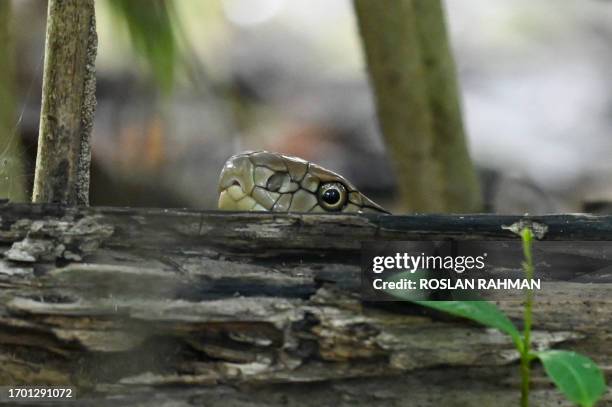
[373,277,541,291]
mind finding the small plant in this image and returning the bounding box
[388,228,606,406]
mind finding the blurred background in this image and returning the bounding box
[3,0,612,213]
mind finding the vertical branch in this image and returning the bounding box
[32,0,97,205]
[353,0,482,213]
[353,0,443,212]
[0,1,26,201]
[77,12,97,206]
[413,0,482,212]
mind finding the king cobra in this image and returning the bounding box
[218,151,389,214]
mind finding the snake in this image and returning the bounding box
[218,151,390,214]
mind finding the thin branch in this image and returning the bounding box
[32,0,97,205]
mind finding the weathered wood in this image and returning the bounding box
[0,204,610,406]
[32,0,97,205]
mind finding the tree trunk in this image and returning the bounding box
[32,0,97,206]
[0,204,610,406]
[412,0,482,213]
[0,1,26,201]
[353,0,482,213]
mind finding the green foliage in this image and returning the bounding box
[385,228,606,406]
[0,0,26,201]
[389,284,522,350]
[385,270,430,300]
[536,350,606,407]
[418,300,523,351]
[107,0,179,94]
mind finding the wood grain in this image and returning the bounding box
[0,204,610,406]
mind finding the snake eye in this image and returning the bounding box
[317,182,347,211]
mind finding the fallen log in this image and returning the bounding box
[0,203,610,406]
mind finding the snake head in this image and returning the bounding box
[218,151,389,214]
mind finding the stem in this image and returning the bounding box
[520,344,531,407]
[352,0,481,212]
[32,0,97,205]
[520,228,535,407]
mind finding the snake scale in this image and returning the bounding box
[218,151,389,214]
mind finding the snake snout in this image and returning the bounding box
[218,154,267,211]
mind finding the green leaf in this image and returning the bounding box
[415,301,524,351]
[536,350,606,407]
[384,273,522,349]
[108,0,179,94]
[384,270,431,301]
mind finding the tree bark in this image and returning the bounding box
[412,0,482,213]
[0,1,26,201]
[353,0,482,213]
[32,0,97,206]
[0,204,610,406]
